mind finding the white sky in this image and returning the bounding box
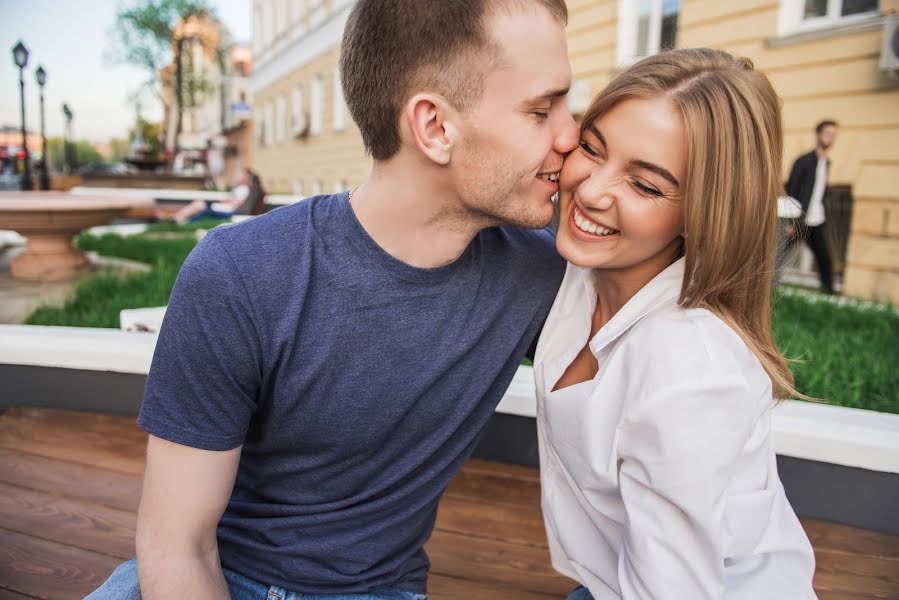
[0,0,250,143]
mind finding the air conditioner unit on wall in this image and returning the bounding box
[880,15,899,72]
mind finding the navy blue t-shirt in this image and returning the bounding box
[138,192,565,594]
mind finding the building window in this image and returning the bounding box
[253,4,263,56]
[292,85,307,136]
[254,108,265,146]
[333,68,346,132]
[778,0,879,35]
[334,179,347,193]
[310,75,324,137]
[275,94,287,144]
[616,0,679,66]
[264,100,274,148]
[292,180,304,196]
[311,180,323,196]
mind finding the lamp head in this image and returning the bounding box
[12,41,28,69]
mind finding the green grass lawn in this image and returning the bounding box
[773,288,898,414]
[24,231,199,329]
[24,230,899,414]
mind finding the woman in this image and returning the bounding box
[162,168,266,224]
[535,48,817,599]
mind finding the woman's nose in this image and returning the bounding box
[578,171,620,211]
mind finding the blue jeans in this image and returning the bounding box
[85,558,428,600]
[567,585,595,600]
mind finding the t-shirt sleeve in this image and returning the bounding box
[138,231,263,451]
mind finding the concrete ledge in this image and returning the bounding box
[2,324,898,476]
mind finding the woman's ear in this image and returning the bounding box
[404,93,455,166]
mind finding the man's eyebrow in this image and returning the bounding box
[589,125,679,188]
[525,87,570,103]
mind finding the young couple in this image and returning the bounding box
[88,1,816,598]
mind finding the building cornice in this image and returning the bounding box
[251,2,352,95]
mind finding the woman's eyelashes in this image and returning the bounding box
[632,179,663,197]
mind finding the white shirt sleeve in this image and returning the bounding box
[616,371,763,599]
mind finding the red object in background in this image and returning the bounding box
[17,151,25,159]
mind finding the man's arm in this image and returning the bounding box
[784,157,802,202]
[136,435,241,599]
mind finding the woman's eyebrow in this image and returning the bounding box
[630,159,680,188]
[586,124,607,148]
[589,124,679,188]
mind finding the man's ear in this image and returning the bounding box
[403,93,458,166]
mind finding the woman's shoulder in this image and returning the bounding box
[620,302,772,407]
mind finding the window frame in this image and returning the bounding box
[332,67,346,132]
[616,0,679,67]
[777,0,880,36]
[310,75,324,137]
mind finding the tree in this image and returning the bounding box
[107,138,132,163]
[129,118,164,156]
[106,0,217,149]
[46,137,104,171]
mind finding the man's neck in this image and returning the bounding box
[815,145,827,158]
[349,157,485,269]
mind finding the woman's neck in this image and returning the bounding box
[591,243,682,333]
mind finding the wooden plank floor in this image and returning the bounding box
[0,407,897,599]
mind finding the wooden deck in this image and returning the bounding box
[0,406,897,599]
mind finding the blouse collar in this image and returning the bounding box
[586,257,685,356]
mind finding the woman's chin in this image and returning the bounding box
[556,234,616,269]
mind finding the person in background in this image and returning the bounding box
[535,48,817,599]
[781,119,838,294]
[160,168,265,224]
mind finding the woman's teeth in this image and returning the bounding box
[573,207,618,236]
[538,172,560,182]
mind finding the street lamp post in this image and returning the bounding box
[12,40,32,191]
[62,103,73,174]
[35,65,50,190]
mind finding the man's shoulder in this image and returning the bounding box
[478,225,557,254]
[796,150,817,168]
[476,226,564,276]
[206,194,342,256]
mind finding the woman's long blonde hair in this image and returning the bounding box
[581,48,798,399]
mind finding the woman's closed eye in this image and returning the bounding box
[579,140,603,158]
[631,179,663,197]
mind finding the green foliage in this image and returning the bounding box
[145,218,230,233]
[129,117,164,155]
[46,138,104,171]
[772,290,898,414]
[25,232,198,329]
[106,0,217,76]
[75,232,197,265]
[26,233,899,414]
[106,138,133,163]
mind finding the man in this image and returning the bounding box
[87,1,577,598]
[782,120,838,294]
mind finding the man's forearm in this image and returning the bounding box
[138,548,230,600]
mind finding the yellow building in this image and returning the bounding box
[251,0,899,302]
[251,0,365,198]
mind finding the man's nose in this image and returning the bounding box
[554,108,579,155]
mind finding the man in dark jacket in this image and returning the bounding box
[782,119,838,294]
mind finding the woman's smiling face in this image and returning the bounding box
[555,96,687,274]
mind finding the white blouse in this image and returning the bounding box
[535,258,817,599]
